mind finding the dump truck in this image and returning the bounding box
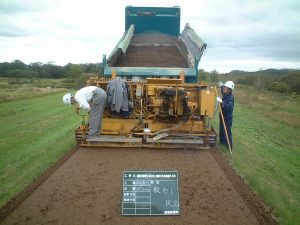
[75,6,217,149]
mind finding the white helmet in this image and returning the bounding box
[63,93,73,105]
[224,81,234,90]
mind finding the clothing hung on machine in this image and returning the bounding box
[107,77,129,113]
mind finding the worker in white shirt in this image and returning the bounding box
[63,86,107,139]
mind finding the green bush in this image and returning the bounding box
[6,69,38,78]
[236,76,255,86]
[73,73,92,89]
[61,79,75,83]
[268,82,289,93]
[280,72,300,93]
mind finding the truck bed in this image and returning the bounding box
[112,33,188,68]
[114,45,188,68]
[103,6,206,83]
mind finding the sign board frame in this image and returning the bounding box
[122,171,180,216]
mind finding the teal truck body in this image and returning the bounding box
[103,6,207,83]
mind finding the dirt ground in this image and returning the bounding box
[114,34,188,68]
[0,147,278,225]
[114,46,188,68]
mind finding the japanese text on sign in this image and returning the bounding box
[122,171,179,216]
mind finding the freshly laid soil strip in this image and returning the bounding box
[0,145,79,223]
[0,147,278,225]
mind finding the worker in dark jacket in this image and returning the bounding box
[216,81,234,148]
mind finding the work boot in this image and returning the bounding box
[87,134,100,139]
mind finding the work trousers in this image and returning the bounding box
[219,117,233,148]
[88,88,107,137]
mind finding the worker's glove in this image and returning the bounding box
[218,81,223,87]
[128,101,134,109]
[75,105,80,114]
[216,97,223,103]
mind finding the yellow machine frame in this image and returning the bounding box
[75,72,217,149]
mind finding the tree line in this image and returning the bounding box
[2,60,299,94]
[200,69,300,94]
[0,60,102,79]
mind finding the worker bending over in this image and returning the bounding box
[63,86,107,139]
[216,81,235,148]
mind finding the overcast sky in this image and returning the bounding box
[0,0,300,72]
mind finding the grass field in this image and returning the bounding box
[214,85,300,225]
[0,91,80,208]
